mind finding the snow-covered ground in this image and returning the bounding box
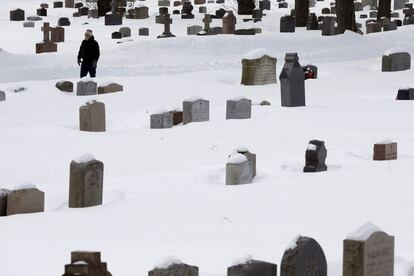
[0,0,414,275]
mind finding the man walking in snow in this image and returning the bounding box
[77,29,100,78]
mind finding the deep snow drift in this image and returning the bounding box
[0,0,414,275]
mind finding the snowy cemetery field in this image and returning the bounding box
[1,0,414,275]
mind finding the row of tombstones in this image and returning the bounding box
[0,139,397,216]
[60,225,398,276]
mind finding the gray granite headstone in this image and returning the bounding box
[228,259,277,276]
[241,54,277,85]
[303,140,328,172]
[226,98,252,119]
[383,21,397,31]
[187,25,203,35]
[343,231,394,276]
[281,236,327,276]
[226,154,253,185]
[183,99,209,125]
[23,21,35,27]
[69,157,104,208]
[149,263,199,276]
[279,53,305,107]
[119,27,131,37]
[79,101,106,132]
[6,187,45,216]
[396,87,414,100]
[394,0,406,9]
[56,80,73,92]
[150,112,173,129]
[382,51,411,72]
[139,28,149,36]
[58,17,71,26]
[0,91,5,101]
[77,80,97,96]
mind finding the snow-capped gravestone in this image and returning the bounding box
[37,7,47,16]
[0,189,10,216]
[6,186,45,216]
[304,140,327,172]
[226,98,252,119]
[69,155,104,208]
[241,49,277,86]
[237,0,255,15]
[56,81,73,92]
[226,153,253,185]
[322,16,335,36]
[98,83,123,94]
[343,223,394,276]
[79,101,106,132]
[181,1,195,18]
[183,98,209,125]
[0,91,6,101]
[51,26,65,43]
[279,53,305,107]
[234,146,256,177]
[150,111,173,129]
[396,87,414,100]
[105,0,123,25]
[382,49,411,72]
[149,262,199,276]
[223,11,237,34]
[139,27,149,36]
[36,23,58,54]
[10,9,25,21]
[373,141,397,160]
[62,251,112,276]
[280,236,327,276]
[228,259,277,276]
[119,27,131,37]
[77,80,97,96]
[187,25,203,35]
[156,13,176,38]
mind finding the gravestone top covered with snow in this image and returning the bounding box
[343,223,394,276]
[241,49,277,86]
[382,48,411,72]
[281,236,327,276]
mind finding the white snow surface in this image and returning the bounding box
[383,47,407,56]
[0,0,414,275]
[242,48,276,60]
[286,235,302,250]
[73,154,96,164]
[307,144,317,151]
[346,222,382,241]
[227,153,248,164]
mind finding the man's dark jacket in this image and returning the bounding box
[77,36,100,65]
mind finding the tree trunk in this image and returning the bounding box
[377,0,391,20]
[295,0,309,27]
[335,0,357,33]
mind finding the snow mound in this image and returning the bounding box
[376,139,393,144]
[346,222,382,241]
[232,255,254,265]
[13,183,37,190]
[286,234,302,250]
[154,256,182,269]
[228,153,248,164]
[395,257,414,276]
[242,48,276,60]
[73,154,96,164]
[383,47,407,56]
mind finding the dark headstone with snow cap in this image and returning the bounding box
[226,153,253,185]
[228,259,277,276]
[281,236,327,276]
[62,251,112,276]
[303,140,327,172]
[69,155,104,208]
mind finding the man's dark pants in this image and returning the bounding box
[80,62,96,78]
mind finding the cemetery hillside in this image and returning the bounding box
[1,0,414,275]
